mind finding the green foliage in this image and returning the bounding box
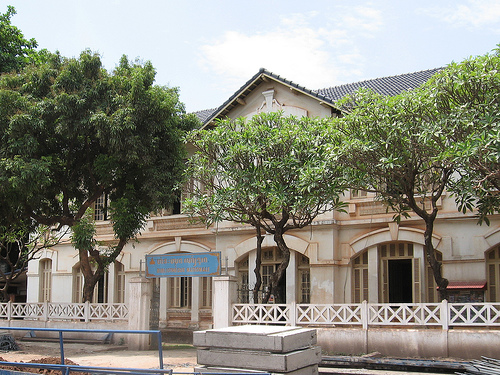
[0,50,197,234]
[183,112,347,232]
[0,6,48,73]
[336,86,451,222]
[70,210,98,252]
[427,47,500,224]
[0,50,198,301]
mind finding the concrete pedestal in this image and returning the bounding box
[194,325,320,375]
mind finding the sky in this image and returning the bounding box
[4,0,500,112]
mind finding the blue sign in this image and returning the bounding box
[145,252,221,278]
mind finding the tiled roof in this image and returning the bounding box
[194,108,217,124]
[194,68,442,124]
[315,68,442,102]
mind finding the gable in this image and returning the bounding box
[224,81,336,121]
[201,69,341,128]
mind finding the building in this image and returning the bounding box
[26,68,500,330]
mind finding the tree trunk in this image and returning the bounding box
[252,226,264,303]
[262,228,290,303]
[78,248,102,302]
[423,217,449,300]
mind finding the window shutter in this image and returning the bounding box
[413,259,421,303]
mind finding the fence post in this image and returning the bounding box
[213,275,238,329]
[84,301,90,322]
[441,299,449,330]
[290,302,297,326]
[361,301,368,330]
[7,301,12,321]
[43,301,48,321]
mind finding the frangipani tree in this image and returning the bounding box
[183,112,347,303]
[336,87,452,299]
[429,47,500,224]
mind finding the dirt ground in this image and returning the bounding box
[0,340,198,372]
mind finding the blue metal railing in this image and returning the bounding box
[0,326,164,369]
[0,360,174,375]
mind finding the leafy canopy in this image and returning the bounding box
[0,6,48,73]
[0,50,197,237]
[183,111,347,233]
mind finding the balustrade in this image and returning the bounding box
[0,302,128,322]
[232,301,500,329]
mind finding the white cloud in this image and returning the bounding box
[424,0,500,29]
[199,4,383,94]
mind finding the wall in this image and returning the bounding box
[317,327,500,359]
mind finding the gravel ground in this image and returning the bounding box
[0,340,198,372]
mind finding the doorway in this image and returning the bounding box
[388,259,412,303]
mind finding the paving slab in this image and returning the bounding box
[194,325,317,352]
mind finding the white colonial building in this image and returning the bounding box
[26,68,500,331]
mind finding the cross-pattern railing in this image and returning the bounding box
[233,301,500,329]
[0,302,128,321]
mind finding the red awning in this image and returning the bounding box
[446,280,487,290]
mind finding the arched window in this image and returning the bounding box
[168,277,192,308]
[352,251,368,303]
[115,262,125,303]
[72,265,108,303]
[39,259,52,302]
[236,249,310,304]
[297,254,310,303]
[200,277,212,308]
[237,256,249,303]
[486,245,500,302]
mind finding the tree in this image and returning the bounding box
[0,50,198,301]
[0,6,47,73]
[336,87,452,299]
[183,112,347,303]
[428,47,500,224]
[0,221,66,301]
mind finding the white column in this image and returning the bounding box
[212,275,238,329]
[128,277,152,350]
[159,277,168,321]
[248,250,257,302]
[367,245,379,303]
[286,252,297,304]
[414,244,425,302]
[108,262,116,303]
[191,277,200,327]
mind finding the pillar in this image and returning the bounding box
[212,275,238,329]
[128,277,152,350]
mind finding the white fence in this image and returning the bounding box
[232,301,500,329]
[0,302,128,322]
